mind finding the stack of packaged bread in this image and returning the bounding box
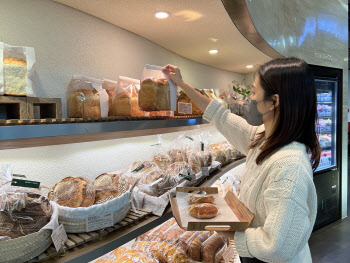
[94,218,230,263]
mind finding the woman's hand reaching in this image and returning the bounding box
[162,65,185,87]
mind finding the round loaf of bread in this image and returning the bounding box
[50,177,95,208]
[93,173,127,204]
[187,194,215,204]
[189,203,218,219]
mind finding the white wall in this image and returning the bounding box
[0,0,246,117]
[0,0,247,186]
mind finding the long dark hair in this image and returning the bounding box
[250,57,321,171]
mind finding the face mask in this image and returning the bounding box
[242,98,273,126]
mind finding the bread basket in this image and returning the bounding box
[0,202,58,263]
[56,190,131,233]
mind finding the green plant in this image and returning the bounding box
[233,82,251,100]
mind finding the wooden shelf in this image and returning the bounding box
[0,117,210,150]
[40,158,245,263]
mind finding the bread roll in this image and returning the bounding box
[187,231,213,261]
[50,177,95,208]
[187,194,215,204]
[139,79,157,110]
[113,91,132,116]
[201,233,228,263]
[156,79,170,110]
[189,203,218,219]
[3,58,27,96]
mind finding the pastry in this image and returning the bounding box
[189,203,218,219]
[132,241,189,263]
[3,57,27,96]
[187,231,213,261]
[49,177,95,208]
[201,233,228,263]
[139,78,157,110]
[136,218,176,242]
[187,194,215,204]
[153,153,172,170]
[160,223,186,243]
[165,162,190,177]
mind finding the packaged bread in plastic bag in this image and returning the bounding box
[186,231,214,261]
[139,64,177,111]
[136,218,176,242]
[152,135,172,170]
[0,42,36,96]
[112,76,146,117]
[49,177,96,208]
[175,89,206,116]
[67,75,109,118]
[102,78,118,116]
[201,232,229,263]
[0,164,53,240]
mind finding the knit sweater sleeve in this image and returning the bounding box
[234,155,316,262]
[203,100,261,155]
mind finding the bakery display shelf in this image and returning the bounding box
[39,158,245,263]
[0,117,210,150]
[27,209,152,263]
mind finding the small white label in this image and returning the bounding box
[223,245,235,263]
[201,167,210,177]
[178,102,192,114]
[51,224,68,252]
[86,212,114,232]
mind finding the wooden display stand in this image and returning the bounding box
[0,96,62,120]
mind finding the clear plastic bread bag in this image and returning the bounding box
[139,64,177,111]
[201,232,230,263]
[0,164,52,240]
[112,76,142,117]
[198,131,214,167]
[67,75,109,118]
[183,133,202,174]
[102,78,118,116]
[0,42,36,96]
[152,135,172,171]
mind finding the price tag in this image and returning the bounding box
[86,212,114,232]
[201,167,210,177]
[179,173,196,184]
[223,245,235,263]
[178,102,192,114]
[11,178,40,189]
[51,224,68,252]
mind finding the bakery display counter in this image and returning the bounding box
[0,117,209,150]
[35,158,245,263]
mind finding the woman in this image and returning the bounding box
[163,58,320,263]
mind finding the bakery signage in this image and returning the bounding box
[11,178,40,188]
[86,212,114,232]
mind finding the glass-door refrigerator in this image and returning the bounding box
[311,65,342,230]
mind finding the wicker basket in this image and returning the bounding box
[57,191,131,233]
[0,202,58,263]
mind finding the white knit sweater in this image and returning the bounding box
[203,100,317,263]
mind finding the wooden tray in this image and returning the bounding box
[27,209,151,263]
[169,187,254,231]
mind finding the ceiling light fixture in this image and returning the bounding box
[155,11,170,19]
[209,49,219,54]
[246,65,254,68]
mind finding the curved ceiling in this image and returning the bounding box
[55,0,272,73]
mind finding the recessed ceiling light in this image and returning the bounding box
[246,65,254,68]
[154,12,170,19]
[209,49,219,54]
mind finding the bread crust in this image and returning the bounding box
[187,194,215,204]
[189,203,218,219]
[4,57,27,66]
